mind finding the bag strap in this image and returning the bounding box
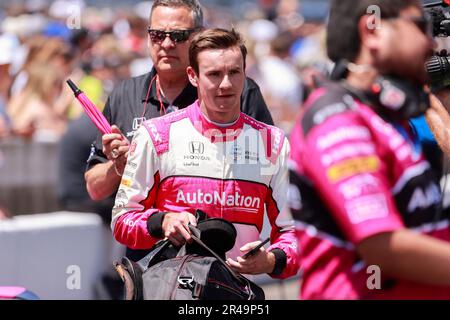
[188,224,255,300]
[188,225,248,286]
[136,239,173,270]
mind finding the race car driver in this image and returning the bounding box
[111,28,298,278]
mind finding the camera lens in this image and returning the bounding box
[426,55,450,89]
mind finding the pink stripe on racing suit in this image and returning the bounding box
[112,101,298,279]
[289,83,450,299]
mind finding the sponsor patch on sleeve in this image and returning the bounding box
[345,194,389,224]
[338,174,381,200]
[327,156,380,183]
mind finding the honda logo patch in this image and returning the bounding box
[189,141,205,154]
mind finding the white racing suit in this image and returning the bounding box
[112,101,298,279]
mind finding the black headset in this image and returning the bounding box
[331,59,430,121]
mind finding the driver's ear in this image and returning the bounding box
[187,66,198,87]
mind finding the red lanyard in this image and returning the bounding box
[141,74,167,118]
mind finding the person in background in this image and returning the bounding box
[289,0,450,299]
[7,63,67,140]
[0,34,14,139]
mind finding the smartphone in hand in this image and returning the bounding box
[242,237,270,259]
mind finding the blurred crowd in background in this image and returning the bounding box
[0,0,331,137]
[0,0,331,219]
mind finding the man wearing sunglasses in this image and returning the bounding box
[289,0,450,299]
[85,0,274,261]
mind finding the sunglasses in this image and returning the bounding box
[388,14,432,36]
[147,28,198,43]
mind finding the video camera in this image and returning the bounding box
[424,0,450,89]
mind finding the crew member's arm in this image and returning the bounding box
[85,125,129,200]
[85,162,122,200]
[227,138,299,278]
[358,229,450,286]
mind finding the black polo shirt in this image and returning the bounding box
[87,68,274,169]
